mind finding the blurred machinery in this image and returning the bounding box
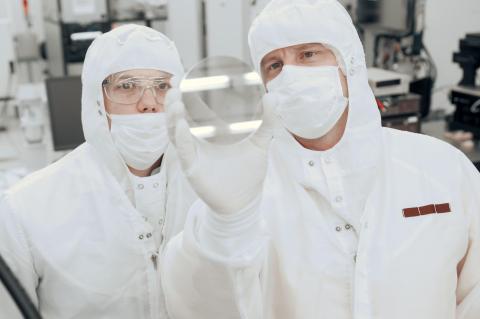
[357,0,436,119]
[449,33,480,137]
[42,0,169,76]
[45,76,84,150]
[366,67,421,133]
[0,3,17,131]
[368,68,411,97]
[378,94,422,133]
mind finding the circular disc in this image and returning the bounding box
[180,56,264,145]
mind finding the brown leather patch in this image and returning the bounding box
[403,207,420,218]
[403,202,451,218]
[435,203,451,214]
[419,204,436,215]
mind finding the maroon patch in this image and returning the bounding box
[435,203,451,214]
[403,207,420,218]
[419,204,436,215]
[403,203,451,218]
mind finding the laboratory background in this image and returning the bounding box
[0,0,479,191]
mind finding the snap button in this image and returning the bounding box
[335,226,342,232]
[98,109,102,115]
[138,234,144,240]
[158,217,164,225]
[153,182,159,188]
[308,160,315,167]
[96,100,101,106]
[324,157,332,164]
[137,184,144,190]
[345,224,352,230]
[146,233,152,238]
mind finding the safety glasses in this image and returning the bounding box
[102,71,172,105]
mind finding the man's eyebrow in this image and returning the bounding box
[295,43,323,51]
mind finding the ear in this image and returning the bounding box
[338,69,349,98]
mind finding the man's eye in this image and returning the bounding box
[268,62,282,71]
[303,51,317,58]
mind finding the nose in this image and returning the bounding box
[283,54,297,66]
[136,87,160,113]
[277,52,297,75]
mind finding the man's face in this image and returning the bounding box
[102,68,172,116]
[260,43,349,97]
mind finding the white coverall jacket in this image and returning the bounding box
[0,25,196,319]
[161,1,480,318]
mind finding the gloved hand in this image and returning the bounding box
[165,88,276,215]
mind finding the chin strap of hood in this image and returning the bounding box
[81,24,184,201]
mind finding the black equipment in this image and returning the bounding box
[453,33,480,87]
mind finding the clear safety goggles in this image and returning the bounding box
[102,71,172,105]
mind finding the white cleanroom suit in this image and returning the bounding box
[161,1,480,318]
[0,25,196,319]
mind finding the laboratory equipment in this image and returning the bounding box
[16,84,46,144]
[358,0,435,118]
[357,0,415,33]
[45,76,85,150]
[14,31,41,82]
[42,0,168,76]
[448,34,480,138]
[453,33,480,88]
[378,93,422,133]
[368,68,411,97]
[180,56,264,145]
[0,16,16,131]
[449,86,480,138]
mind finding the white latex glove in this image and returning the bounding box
[165,88,276,215]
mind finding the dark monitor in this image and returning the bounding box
[45,76,85,151]
[357,0,415,33]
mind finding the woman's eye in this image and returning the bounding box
[155,82,170,90]
[120,82,135,90]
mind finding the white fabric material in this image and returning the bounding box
[164,130,480,319]
[129,164,167,247]
[0,25,196,319]
[110,113,169,170]
[165,89,276,215]
[161,1,480,318]
[266,65,349,139]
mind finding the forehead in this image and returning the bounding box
[261,43,327,61]
[108,68,172,80]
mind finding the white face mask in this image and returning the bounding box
[108,113,169,170]
[266,65,349,139]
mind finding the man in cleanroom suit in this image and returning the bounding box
[161,0,480,318]
[0,25,195,318]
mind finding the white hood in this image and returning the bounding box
[81,24,184,199]
[248,0,381,131]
